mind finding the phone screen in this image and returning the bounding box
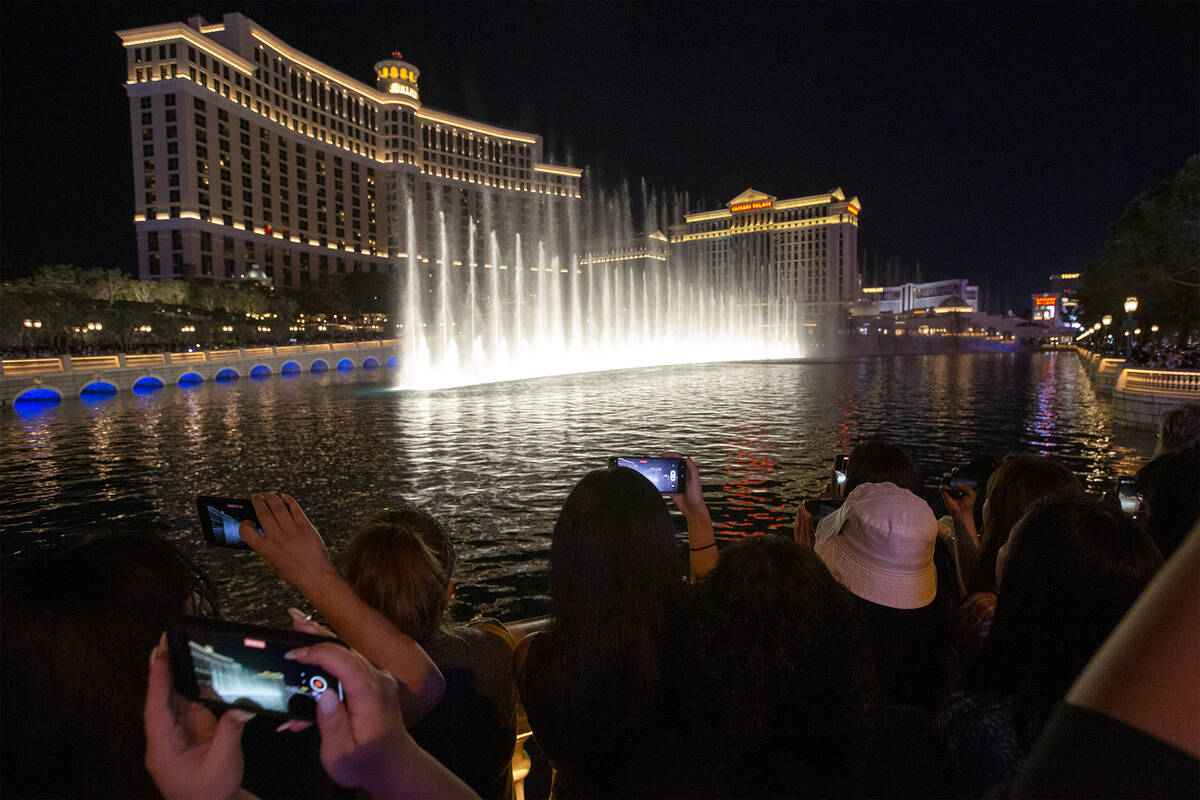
[196,496,261,548]
[1116,477,1143,515]
[169,617,343,721]
[610,457,685,494]
[804,498,844,522]
[834,455,850,487]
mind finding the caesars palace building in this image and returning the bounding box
[118,12,582,286]
[119,12,859,320]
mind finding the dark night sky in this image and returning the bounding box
[2,2,1196,311]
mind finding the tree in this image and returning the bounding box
[84,269,133,307]
[1079,156,1200,343]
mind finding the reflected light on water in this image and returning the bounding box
[1,352,1157,622]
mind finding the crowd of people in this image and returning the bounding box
[3,403,1199,799]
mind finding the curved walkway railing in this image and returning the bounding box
[1115,368,1200,397]
[0,340,397,377]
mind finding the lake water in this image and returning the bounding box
[0,351,1154,625]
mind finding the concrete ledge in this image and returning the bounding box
[1,342,398,406]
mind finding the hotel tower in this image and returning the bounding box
[118,12,582,285]
[672,187,861,318]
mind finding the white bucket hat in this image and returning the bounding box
[813,482,938,609]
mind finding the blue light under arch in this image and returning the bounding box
[79,381,118,396]
[215,368,239,382]
[178,372,204,386]
[310,359,329,373]
[15,387,63,404]
[386,356,399,368]
[336,358,355,371]
[362,357,379,369]
[132,376,165,393]
[281,361,302,375]
[250,365,272,379]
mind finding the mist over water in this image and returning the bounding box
[1,353,1154,625]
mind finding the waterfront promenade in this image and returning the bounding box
[0,340,398,406]
[5,342,1198,433]
[1076,346,1200,430]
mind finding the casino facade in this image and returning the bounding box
[118,12,582,286]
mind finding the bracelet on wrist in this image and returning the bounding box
[690,542,717,552]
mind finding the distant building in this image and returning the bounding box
[670,187,861,316]
[1032,272,1082,323]
[118,12,581,285]
[862,278,979,315]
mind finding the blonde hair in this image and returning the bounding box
[343,521,450,643]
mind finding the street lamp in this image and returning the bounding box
[1123,297,1138,359]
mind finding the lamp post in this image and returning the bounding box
[1123,297,1138,359]
[1101,315,1113,353]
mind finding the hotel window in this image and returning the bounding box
[165,93,176,106]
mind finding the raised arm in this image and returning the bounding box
[667,455,718,578]
[241,493,445,725]
[939,472,980,594]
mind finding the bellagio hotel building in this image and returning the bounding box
[671,187,861,317]
[118,12,581,285]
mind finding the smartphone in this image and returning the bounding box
[947,474,980,499]
[1115,475,1144,516]
[168,616,345,721]
[834,454,850,488]
[609,456,687,494]
[804,498,844,523]
[196,496,261,548]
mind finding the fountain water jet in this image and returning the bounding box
[394,189,806,391]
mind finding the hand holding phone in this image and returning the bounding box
[803,498,844,523]
[145,633,254,800]
[167,616,345,721]
[609,456,688,495]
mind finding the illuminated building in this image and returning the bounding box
[118,12,581,284]
[671,187,862,316]
[862,278,980,315]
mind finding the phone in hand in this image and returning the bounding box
[167,616,345,721]
[834,454,850,488]
[1115,475,1144,516]
[946,474,980,499]
[609,456,687,494]
[196,496,261,548]
[804,497,845,523]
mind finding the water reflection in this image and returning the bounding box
[1,353,1157,623]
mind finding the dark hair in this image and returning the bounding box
[854,593,959,712]
[688,536,878,770]
[531,467,684,736]
[1,534,217,798]
[844,440,923,496]
[1136,449,1200,558]
[973,496,1162,741]
[971,454,1081,593]
[1157,402,1200,455]
[343,511,451,644]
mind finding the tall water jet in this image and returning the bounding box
[394,184,808,391]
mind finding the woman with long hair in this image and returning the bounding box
[939,495,1162,795]
[516,464,705,797]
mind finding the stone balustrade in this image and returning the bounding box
[2,340,400,406]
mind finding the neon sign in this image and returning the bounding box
[1033,296,1057,306]
[731,199,773,213]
